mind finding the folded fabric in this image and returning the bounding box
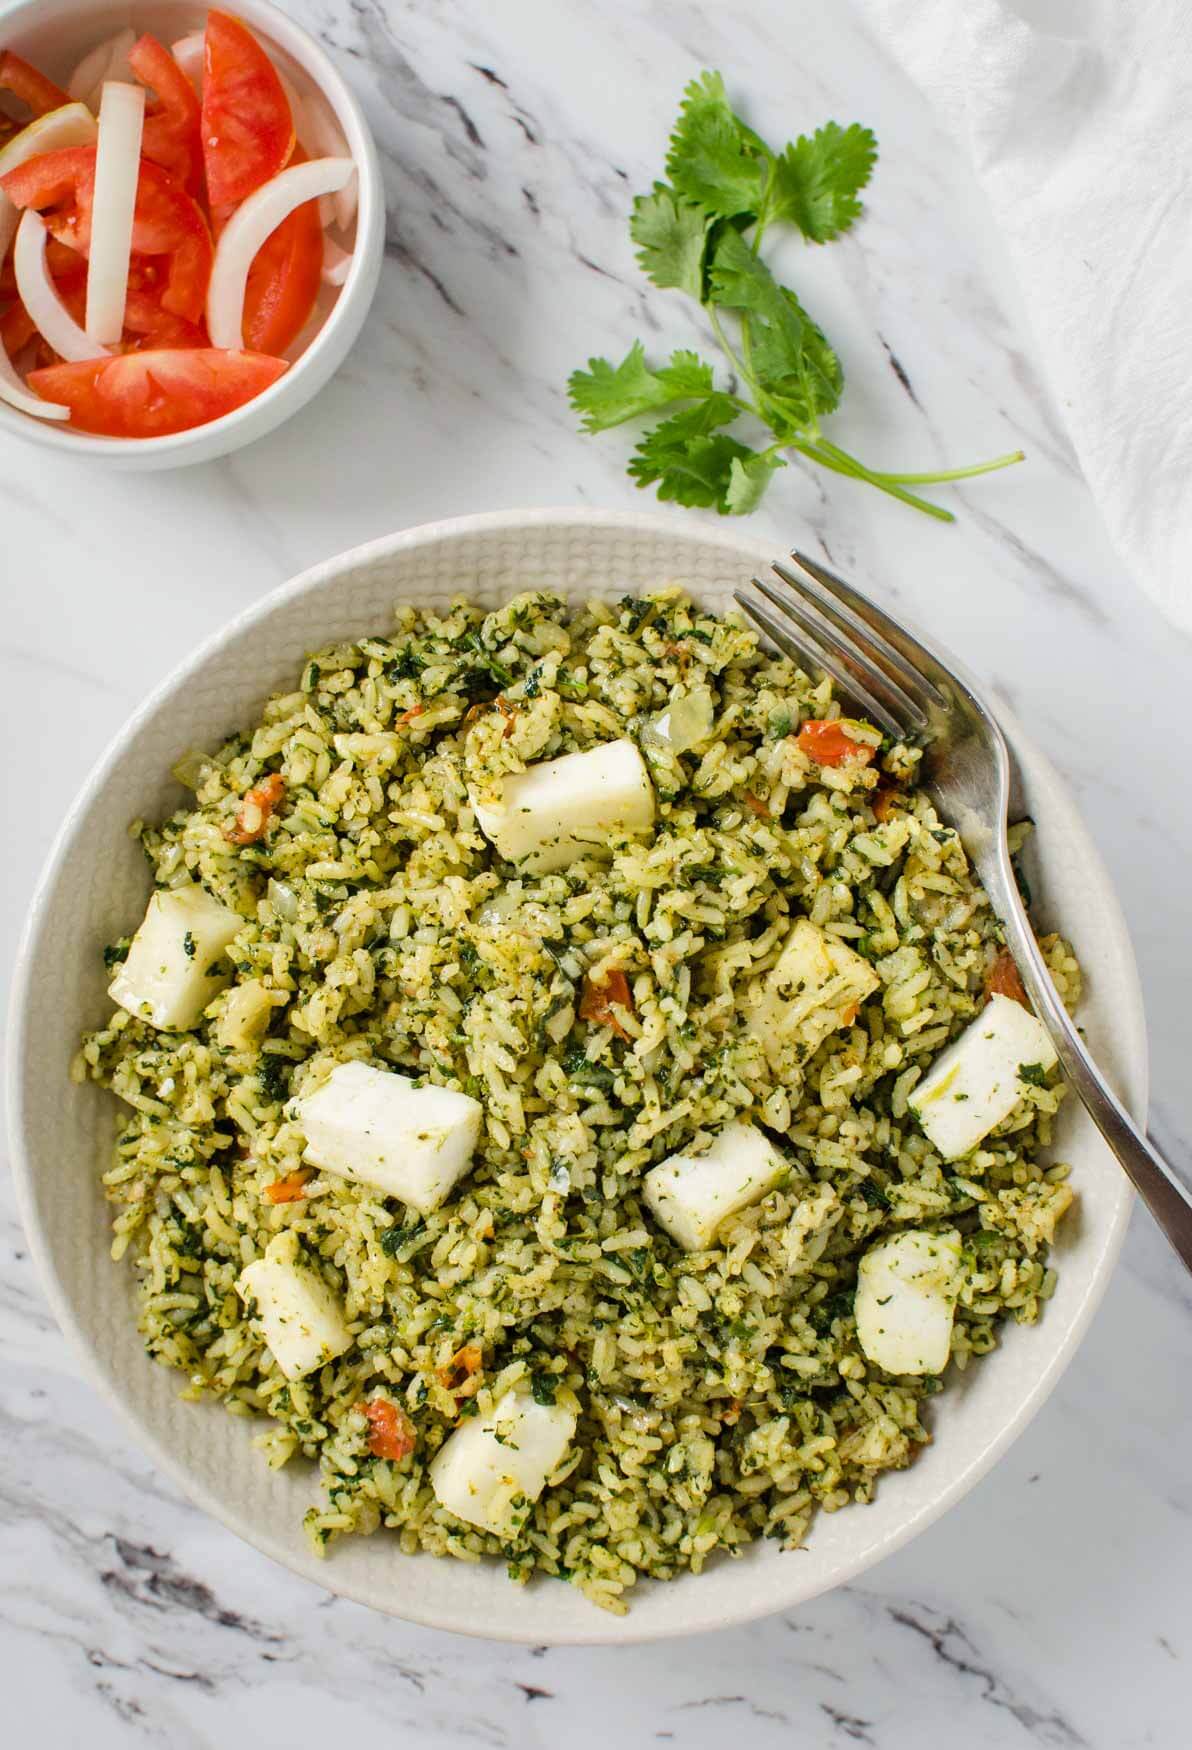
[857,0,1192,634]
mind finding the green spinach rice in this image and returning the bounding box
[75,588,1079,1613]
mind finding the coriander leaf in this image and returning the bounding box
[568,69,1021,520]
[709,228,842,427]
[725,450,784,514]
[569,343,723,434]
[640,434,757,511]
[656,349,718,398]
[766,122,877,242]
[630,184,709,298]
[629,398,753,511]
[631,394,738,458]
[665,70,768,218]
[750,293,842,429]
[570,337,724,430]
[568,341,683,432]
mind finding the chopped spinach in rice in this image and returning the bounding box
[74,588,1079,1614]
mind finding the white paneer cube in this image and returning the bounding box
[469,738,655,874]
[855,1229,962,1376]
[237,1233,353,1381]
[295,1061,482,1214]
[108,883,243,1032]
[908,994,1059,1161]
[643,1120,788,1253]
[429,1385,577,1536]
[748,919,878,1081]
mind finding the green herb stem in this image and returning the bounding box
[814,438,1025,488]
[790,437,958,522]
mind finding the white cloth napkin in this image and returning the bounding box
[858,0,1192,635]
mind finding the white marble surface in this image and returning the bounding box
[2,0,1190,1743]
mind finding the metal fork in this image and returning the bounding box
[736,551,1192,1273]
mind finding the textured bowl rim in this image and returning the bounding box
[6,507,1146,1643]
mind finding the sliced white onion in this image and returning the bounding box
[0,325,70,420]
[645,686,716,754]
[0,101,98,266]
[301,92,356,230]
[68,28,137,111]
[206,156,356,348]
[14,209,109,362]
[267,877,299,922]
[170,31,204,94]
[322,234,352,286]
[85,82,145,344]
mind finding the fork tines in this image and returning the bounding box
[733,551,947,743]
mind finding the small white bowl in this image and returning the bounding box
[0,0,384,468]
[7,511,1146,1642]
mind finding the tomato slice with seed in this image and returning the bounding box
[27,348,288,436]
[129,163,212,320]
[122,288,208,348]
[129,33,203,195]
[201,11,294,207]
[243,190,323,355]
[1,149,212,320]
[123,258,209,346]
[0,51,69,118]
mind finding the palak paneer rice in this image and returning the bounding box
[75,588,1079,1613]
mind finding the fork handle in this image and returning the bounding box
[994,853,1192,1272]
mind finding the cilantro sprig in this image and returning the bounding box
[569,71,1022,519]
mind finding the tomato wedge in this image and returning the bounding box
[364,1398,416,1463]
[123,160,213,321]
[0,298,35,354]
[243,187,322,355]
[123,288,208,348]
[0,142,93,210]
[27,348,288,436]
[0,51,69,119]
[0,233,81,298]
[129,33,202,195]
[985,948,1029,1009]
[579,968,635,1040]
[1,251,86,355]
[795,718,876,768]
[261,1167,311,1204]
[114,259,209,347]
[201,11,294,207]
[2,148,213,321]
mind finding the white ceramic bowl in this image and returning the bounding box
[8,510,1145,1643]
[0,0,384,467]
